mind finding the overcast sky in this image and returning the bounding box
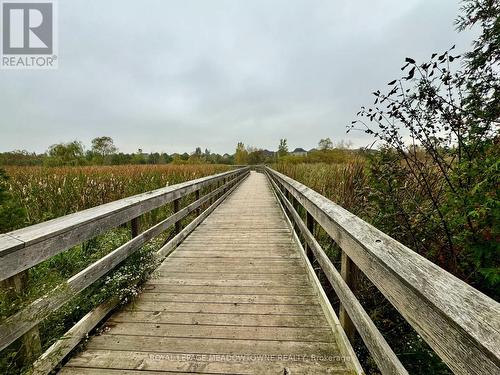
[0,0,476,154]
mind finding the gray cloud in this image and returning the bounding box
[0,0,476,154]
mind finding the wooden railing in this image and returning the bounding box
[265,167,500,375]
[0,167,250,374]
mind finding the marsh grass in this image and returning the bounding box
[0,164,232,374]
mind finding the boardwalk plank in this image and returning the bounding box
[137,293,318,305]
[86,335,338,356]
[60,172,354,374]
[108,311,330,328]
[62,350,349,374]
[104,322,334,342]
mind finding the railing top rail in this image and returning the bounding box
[266,167,500,375]
[0,167,248,281]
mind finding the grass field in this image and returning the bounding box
[3,164,232,229]
[273,159,369,216]
[0,164,233,374]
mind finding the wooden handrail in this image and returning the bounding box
[0,168,249,368]
[0,168,248,281]
[266,167,500,375]
[266,172,408,375]
[31,171,249,375]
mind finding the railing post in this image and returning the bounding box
[130,216,140,238]
[339,251,357,343]
[0,271,42,367]
[173,198,181,234]
[195,190,201,216]
[305,212,315,260]
[220,178,227,200]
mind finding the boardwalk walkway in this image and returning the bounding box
[60,172,355,374]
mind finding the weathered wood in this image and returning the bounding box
[270,175,407,375]
[130,216,140,238]
[140,283,316,296]
[138,292,318,304]
[169,251,300,259]
[152,270,306,279]
[173,198,181,234]
[158,264,305,273]
[61,172,354,374]
[0,168,248,281]
[0,271,42,367]
[194,189,200,216]
[339,251,357,344]
[305,211,314,259]
[29,174,244,373]
[62,349,349,374]
[105,322,334,342]
[147,278,310,287]
[0,171,249,351]
[86,335,337,356]
[31,298,119,375]
[155,172,248,259]
[268,174,364,375]
[109,311,329,328]
[61,366,349,375]
[267,167,500,375]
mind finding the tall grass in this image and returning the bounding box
[0,164,232,374]
[3,164,232,228]
[273,160,369,216]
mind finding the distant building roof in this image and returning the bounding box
[292,148,307,153]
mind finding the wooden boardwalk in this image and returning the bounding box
[60,172,356,374]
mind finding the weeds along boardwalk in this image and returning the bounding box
[59,171,358,374]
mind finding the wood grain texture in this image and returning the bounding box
[0,172,248,352]
[267,174,363,375]
[267,167,500,375]
[32,298,119,375]
[0,168,248,281]
[60,172,354,374]
[269,175,407,375]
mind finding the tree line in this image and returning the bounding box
[0,137,235,166]
[0,136,356,167]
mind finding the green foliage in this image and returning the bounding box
[0,151,44,166]
[350,2,500,297]
[234,142,248,165]
[446,139,500,296]
[45,141,85,167]
[247,149,266,165]
[318,137,334,150]
[279,148,361,165]
[278,139,288,157]
[457,0,499,123]
[0,137,232,167]
[89,136,118,165]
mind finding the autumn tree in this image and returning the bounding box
[235,142,248,165]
